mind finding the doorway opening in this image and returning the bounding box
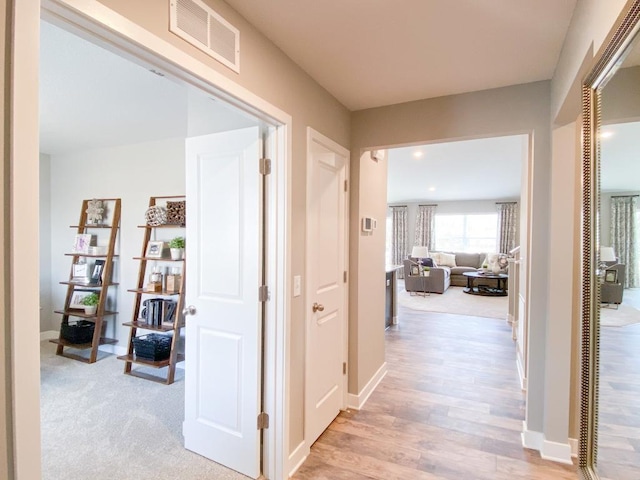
[34,4,288,479]
[384,133,530,402]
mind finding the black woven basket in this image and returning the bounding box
[60,320,95,344]
[133,333,171,361]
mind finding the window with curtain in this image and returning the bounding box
[497,202,519,253]
[389,205,408,277]
[414,205,437,251]
[610,195,639,288]
[434,214,497,253]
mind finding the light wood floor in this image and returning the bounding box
[293,306,577,480]
[598,320,640,480]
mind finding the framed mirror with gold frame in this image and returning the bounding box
[580,1,640,479]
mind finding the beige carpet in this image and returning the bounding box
[40,341,249,480]
[398,284,508,319]
[600,303,640,327]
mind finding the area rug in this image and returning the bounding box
[600,303,640,327]
[397,283,508,319]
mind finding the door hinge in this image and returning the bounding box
[343,271,347,283]
[259,285,269,302]
[343,362,347,375]
[259,158,271,175]
[344,180,348,192]
[257,412,269,430]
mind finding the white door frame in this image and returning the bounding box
[12,1,291,479]
[303,128,349,453]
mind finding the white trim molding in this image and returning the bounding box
[521,422,573,465]
[347,362,387,410]
[541,439,573,465]
[287,441,308,479]
[521,421,543,451]
[569,437,578,458]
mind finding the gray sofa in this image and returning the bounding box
[447,252,487,286]
[404,252,505,294]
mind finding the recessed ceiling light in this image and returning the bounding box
[413,151,424,159]
[428,187,436,192]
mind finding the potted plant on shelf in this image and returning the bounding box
[81,292,100,315]
[169,236,185,260]
[422,266,430,277]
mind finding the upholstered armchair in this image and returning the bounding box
[403,258,451,294]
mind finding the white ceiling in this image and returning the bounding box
[223,0,577,111]
[387,135,526,203]
[39,21,256,156]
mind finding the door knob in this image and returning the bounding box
[312,303,325,313]
[182,305,197,316]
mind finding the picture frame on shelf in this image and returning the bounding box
[604,269,618,283]
[410,265,419,276]
[145,241,165,259]
[73,234,95,254]
[71,263,90,284]
[91,259,105,285]
[69,289,94,309]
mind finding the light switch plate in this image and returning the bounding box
[293,275,301,297]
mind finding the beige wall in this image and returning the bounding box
[547,122,578,442]
[348,150,388,393]
[551,0,630,125]
[91,0,352,454]
[602,65,640,123]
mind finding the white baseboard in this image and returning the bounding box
[40,330,58,341]
[569,437,578,458]
[521,421,543,451]
[521,422,573,465]
[541,439,573,464]
[287,440,308,478]
[347,362,387,410]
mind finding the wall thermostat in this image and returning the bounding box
[362,217,377,232]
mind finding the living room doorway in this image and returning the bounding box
[384,133,530,388]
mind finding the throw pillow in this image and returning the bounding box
[419,258,434,268]
[439,252,457,267]
[430,252,442,265]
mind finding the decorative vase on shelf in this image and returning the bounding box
[170,248,184,260]
[492,264,501,274]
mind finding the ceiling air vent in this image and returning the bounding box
[170,0,240,73]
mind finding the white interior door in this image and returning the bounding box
[306,128,349,445]
[183,127,262,479]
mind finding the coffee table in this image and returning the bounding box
[463,271,508,296]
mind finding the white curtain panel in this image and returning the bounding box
[414,204,437,251]
[497,202,519,253]
[610,196,639,288]
[390,206,408,278]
